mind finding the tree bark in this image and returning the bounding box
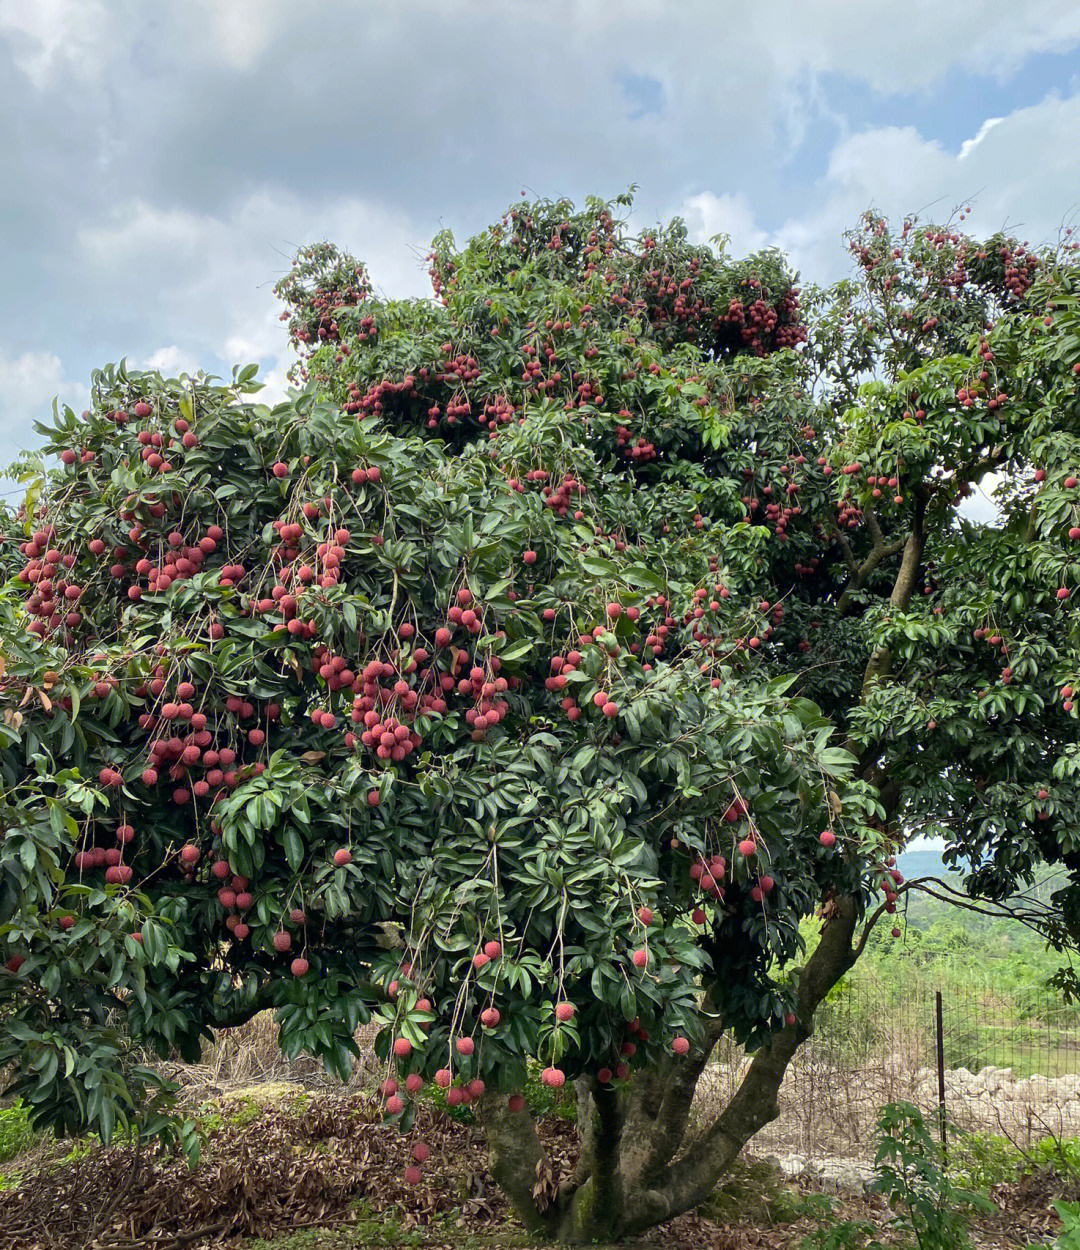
[477,1090,565,1238]
[477,898,863,1242]
[478,493,925,1241]
[656,895,860,1223]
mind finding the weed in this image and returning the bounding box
[703,1156,805,1226]
[874,1102,994,1250]
[948,1131,1024,1190]
[1030,1137,1080,1182]
[245,1201,425,1248]
[800,1219,886,1250]
[228,1097,263,1128]
[0,1099,36,1164]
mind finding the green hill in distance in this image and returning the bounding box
[881,847,1072,973]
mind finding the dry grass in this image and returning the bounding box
[181,1013,1080,1163]
[696,1032,1080,1164]
[162,1015,384,1105]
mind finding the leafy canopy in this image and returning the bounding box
[2,192,1079,1149]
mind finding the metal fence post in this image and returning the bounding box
[935,989,947,1163]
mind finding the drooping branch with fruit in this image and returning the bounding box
[2,192,1079,1242]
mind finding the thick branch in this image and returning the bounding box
[573,1080,596,1188]
[631,1015,724,1183]
[833,526,860,575]
[864,506,885,550]
[657,895,860,1221]
[857,492,926,699]
[206,982,275,1030]
[477,1089,563,1237]
[835,534,908,613]
[568,1080,624,1235]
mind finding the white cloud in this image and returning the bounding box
[182,0,293,72]
[5,1,1080,475]
[0,348,88,470]
[959,116,1004,159]
[679,192,772,260]
[76,188,431,395]
[137,346,201,375]
[678,93,1080,285]
[0,0,116,88]
[958,472,1005,525]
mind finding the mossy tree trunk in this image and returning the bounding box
[479,512,926,1243]
[479,893,862,1243]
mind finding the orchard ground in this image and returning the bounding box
[0,1061,1072,1250]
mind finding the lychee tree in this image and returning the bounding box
[2,193,1080,1242]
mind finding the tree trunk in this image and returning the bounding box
[477,894,862,1243]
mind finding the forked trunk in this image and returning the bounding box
[479,895,861,1243]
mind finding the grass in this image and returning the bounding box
[0,1099,35,1164]
[244,1200,536,1249]
[701,1156,821,1227]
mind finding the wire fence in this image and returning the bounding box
[698,973,1080,1165]
[179,970,1080,1170]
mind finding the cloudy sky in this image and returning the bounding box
[3,0,1080,489]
